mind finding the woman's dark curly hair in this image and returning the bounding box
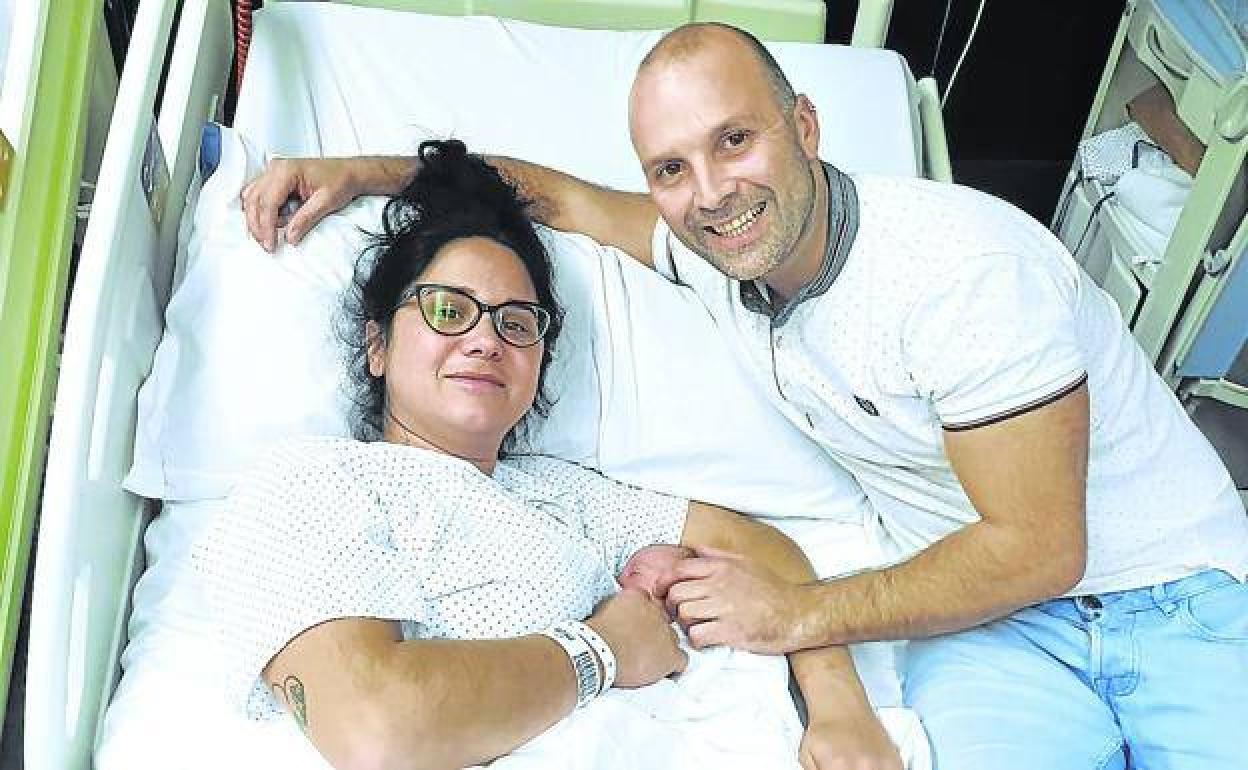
[341,139,563,452]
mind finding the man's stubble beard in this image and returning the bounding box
[677,154,817,284]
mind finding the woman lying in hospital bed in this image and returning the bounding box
[184,139,927,770]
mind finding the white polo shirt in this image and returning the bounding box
[653,172,1248,596]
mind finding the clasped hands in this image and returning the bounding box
[653,545,812,654]
[583,546,804,692]
[652,548,904,770]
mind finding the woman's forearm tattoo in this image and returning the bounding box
[273,674,310,733]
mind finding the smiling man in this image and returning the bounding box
[631,30,825,295]
[244,22,1248,769]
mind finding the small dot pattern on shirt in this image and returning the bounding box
[193,437,686,719]
[652,172,1248,594]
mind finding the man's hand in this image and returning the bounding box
[584,588,687,687]
[241,156,415,252]
[662,545,812,653]
[799,710,904,770]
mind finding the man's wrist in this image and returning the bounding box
[804,686,877,723]
[788,581,832,650]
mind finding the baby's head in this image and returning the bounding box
[618,544,694,599]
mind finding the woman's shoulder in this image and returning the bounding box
[220,438,439,543]
[249,435,453,469]
[500,453,588,480]
[247,436,486,494]
[232,436,446,504]
[499,454,619,499]
[222,437,361,514]
[245,435,361,479]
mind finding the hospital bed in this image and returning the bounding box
[1052,0,1248,483]
[1056,0,1248,390]
[24,1,949,767]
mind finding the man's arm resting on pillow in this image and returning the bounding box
[263,591,685,770]
[243,155,659,266]
[676,503,902,770]
[672,384,1090,651]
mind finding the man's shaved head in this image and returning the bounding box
[637,23,797,114]
[628,20,824,291]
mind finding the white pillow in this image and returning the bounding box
[125,127,359,499]
[126,126,872,535]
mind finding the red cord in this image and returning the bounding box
[235,0,254,96]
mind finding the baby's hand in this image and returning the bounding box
[618,544,694,600]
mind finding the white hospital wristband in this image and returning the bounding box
[539,624,601,709]
[570,620,616,695]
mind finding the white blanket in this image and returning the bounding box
[204,654,930,770]
[485,645,930,770]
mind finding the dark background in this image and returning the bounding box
[827,1,1124,222]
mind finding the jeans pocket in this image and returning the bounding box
[1179,580,1248,642]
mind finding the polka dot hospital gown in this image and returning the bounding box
[194,436,687,719]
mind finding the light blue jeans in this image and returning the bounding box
[902,570,1248,769]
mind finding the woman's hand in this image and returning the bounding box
[799,709,904,770]
[585,588,687,687]
[241,156,415,252]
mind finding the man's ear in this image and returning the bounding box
[793,94,820,160]
[366,320,387,377]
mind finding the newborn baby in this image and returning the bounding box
[617,543,694,600]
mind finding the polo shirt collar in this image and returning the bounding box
[739,162,859,326]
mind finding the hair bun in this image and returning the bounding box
[418,138,469,169]
[392,139,527,234]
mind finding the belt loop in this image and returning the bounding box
[1150,583,1177,615]
[1075,595,1104,619]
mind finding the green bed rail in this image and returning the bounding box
[0,0,101,726]
[308,0,827,41]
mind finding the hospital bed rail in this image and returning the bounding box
[0,0,108,736]
[24,2,231,768]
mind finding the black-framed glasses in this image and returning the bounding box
[396,283,552,348]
